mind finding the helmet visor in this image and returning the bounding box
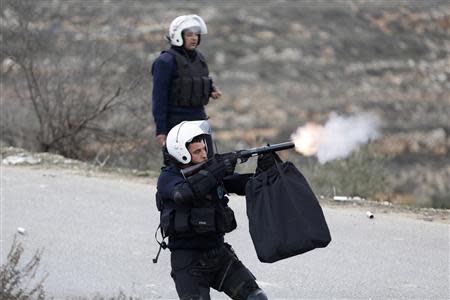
[183,26,201,35]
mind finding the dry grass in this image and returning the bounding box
[0,237,47,300]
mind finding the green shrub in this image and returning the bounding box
[431,192,450,209]
[296,145,391,199]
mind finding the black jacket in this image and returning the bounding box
[156,165,251,250]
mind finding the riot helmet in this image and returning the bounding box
[166,15,207,47]
[166,120,213,164]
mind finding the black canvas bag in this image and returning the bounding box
[245,161,331,263]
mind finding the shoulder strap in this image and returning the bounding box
[152,224,168,264]
[165,48,188,62]
[164,48,180,57]
[164,48,190,76]
[196,50,207,63]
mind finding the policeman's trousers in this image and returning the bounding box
[170,243,260,300]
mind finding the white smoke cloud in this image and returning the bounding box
[316,112,381,163]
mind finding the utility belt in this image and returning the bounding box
[200,242,235,259]
[161,205,237,237]
[202,244,226,258]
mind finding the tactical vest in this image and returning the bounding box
[166,48,212,107]
[156,185,237,239]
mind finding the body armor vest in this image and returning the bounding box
[156,185,237,239]
[166,48,212,107]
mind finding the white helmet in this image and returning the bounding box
[166,120,212,164]
[167,15,207,47]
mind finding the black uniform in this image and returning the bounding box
[152,46,213,137]
[156,155,263,300]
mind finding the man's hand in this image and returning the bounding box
[211,87,222,100]
[156,134,166,146]
[256,152,282,173]
[204,153,238,181]
[220,153,238,175]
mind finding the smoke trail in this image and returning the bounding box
[316,112,380,163]
[291,112,381,163]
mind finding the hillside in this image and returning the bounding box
[1,0,449,207]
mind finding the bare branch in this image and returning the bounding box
[2,0,149,161]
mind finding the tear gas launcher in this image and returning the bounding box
[181,141,295,177]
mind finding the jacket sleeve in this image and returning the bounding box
[223,173,253,196]
[171,171,251,204]
[151,53,175,136]
[157,168,217,206]
[157,158,238,206]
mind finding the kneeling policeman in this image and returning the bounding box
[156,120,269,300]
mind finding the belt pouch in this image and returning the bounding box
[174,209,190,233]
[190,207,216,233]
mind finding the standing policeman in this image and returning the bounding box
[155,120,268,300]
[152,15,222,146]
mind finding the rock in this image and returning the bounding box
[2,154,41,165]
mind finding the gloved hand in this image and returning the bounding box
[256,152,282,173]
[205,153,238,180]
[220,152,238,175]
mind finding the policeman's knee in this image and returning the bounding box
[247,288,268,300]
[237,279,268,300]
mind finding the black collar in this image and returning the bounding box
[171,45,197,60]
